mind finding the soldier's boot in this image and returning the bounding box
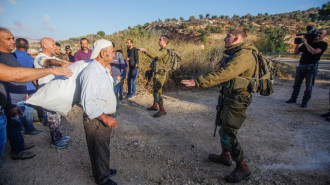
[208,151,232,166]
[153,106,166,117]
[147,102,159,111]
[225,160,251,183]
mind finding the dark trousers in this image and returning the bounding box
[83,115,112,184]
[5,112,24,154]
[290,64,317,103]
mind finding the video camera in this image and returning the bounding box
[294,25,318,44]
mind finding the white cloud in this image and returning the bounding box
[8,20,32,32]
[0,2,4,15]
[6,0,20,5]
[40,14,55,32]
[43,14,50,23]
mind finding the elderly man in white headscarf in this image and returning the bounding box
[80,39,118,185]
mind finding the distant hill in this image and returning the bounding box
[44,6,329,54]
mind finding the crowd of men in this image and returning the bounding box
[0,25,328,185]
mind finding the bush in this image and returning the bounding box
[254,26,289,53]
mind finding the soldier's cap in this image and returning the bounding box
[90,39,113,59]
[65,46,72,51]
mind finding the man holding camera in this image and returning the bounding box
[286,28,327,108]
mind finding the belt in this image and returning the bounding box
[83,113,116,121]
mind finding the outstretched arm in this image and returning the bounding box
[0,63,73,82]
[43,58,72,67]
[181,80,196,87]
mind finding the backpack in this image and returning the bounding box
[248,52,276,96]
[165,49,181,72]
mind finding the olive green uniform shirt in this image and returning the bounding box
[144,48,170,74]
[196,42,258,96]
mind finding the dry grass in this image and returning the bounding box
[104,31,310,93]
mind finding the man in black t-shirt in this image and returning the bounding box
[286,28,328,108]
[126,39,139,99]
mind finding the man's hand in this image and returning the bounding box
[103,116,117,128]
[126,57,130,61]
[120,79,124,85]
[301,38,322,55]
[181,80,196,87]
[10,106,23,117]
[139,48,147,53]
[51,67,73,77]
[302,38,308,44]
[98,113,117,128]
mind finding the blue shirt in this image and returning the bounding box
[14,50,36,91]
[80,60,116,119]
[110,52,127,79]
[0,51,27,105]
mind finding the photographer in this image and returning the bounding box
[286,28,327,108]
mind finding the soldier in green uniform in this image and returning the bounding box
[139,35,171,117]
[181,28,257,183]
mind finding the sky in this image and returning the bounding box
[0,0,328,41]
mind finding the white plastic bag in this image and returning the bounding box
[26,60,92,116]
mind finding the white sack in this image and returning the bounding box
[26,60,92,116]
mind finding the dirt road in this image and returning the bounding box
[0,79,329,185]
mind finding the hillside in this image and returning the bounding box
[47,6,330,55]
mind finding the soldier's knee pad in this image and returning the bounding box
[220,128,232,150]
[153,93,160,103]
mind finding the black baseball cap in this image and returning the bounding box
[65,46,72,50]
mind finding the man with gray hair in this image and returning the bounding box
[80,39,117,185]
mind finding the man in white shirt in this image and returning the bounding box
[80,39,117,185]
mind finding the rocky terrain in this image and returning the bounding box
[0,78,329,185]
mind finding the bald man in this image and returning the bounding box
[34,38,71,86]
[34,37,72,149]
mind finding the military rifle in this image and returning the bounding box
[145,70,153,86]
[145,57,158,86]
[214,86,224,137]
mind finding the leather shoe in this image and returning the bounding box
[11,150,36,160]
[301,102,308,108]
[321,112,330,118]
[286,99,296,103]
[208,153,232,166]
[24,143,35,150]
[109,169,117,177]
[101,178,117,185]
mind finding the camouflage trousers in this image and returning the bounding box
[46,110,62,144]
[219,93,252,162]
[153,74,167,106]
